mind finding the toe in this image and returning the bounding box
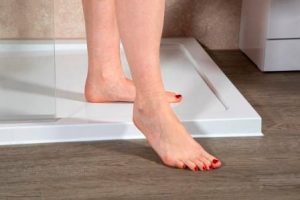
[199,155,213,170]
[203,153,222,169]
[184,160,199,172]
[176,161,187,169]
[194,159,206,171]
[211,158,222,169]
[166,91,182,103]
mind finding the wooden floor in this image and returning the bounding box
[0,50,299,200]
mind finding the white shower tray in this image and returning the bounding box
[0,38,262,145]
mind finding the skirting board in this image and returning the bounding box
[0,38,263,145]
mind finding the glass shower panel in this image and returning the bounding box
[0,0,56,121]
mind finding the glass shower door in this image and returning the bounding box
[0,0,56,122]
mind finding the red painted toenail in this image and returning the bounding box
[209,164,213,169]
[194,166,199,171]
[175,94,182,99]
[202,166,207,170]
[212,159,219,164]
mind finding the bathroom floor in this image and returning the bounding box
[0,50,299,200]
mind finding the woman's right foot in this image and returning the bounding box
[133,92,222,171]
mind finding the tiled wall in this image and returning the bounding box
[0,0,242,49]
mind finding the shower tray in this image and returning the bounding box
[0,38,262,145]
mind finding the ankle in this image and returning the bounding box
[134,92,169,113]
[87,69,126,83]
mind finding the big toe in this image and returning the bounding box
[166,91,183,103]
[205,153,222,169]
[211,158,222,168]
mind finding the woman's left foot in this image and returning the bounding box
[84,74,182,103]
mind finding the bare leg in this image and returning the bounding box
[82,0,182,103]
[115,0,222,171]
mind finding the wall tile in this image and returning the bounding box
[0,0,242,49]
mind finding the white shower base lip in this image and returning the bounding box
[0,118,262,146]
[0,38,263,145]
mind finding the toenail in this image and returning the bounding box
[203,166,207,170]
[194,166,199,171]
[175,94,182,99]
[209,164,213,169]
[212,159,219,164]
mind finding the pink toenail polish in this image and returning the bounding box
[175,94,182,99]
[212,159,219,164]
[194,166,199,171]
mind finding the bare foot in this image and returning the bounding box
[84,74,182,103]
[133,93,222,172]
